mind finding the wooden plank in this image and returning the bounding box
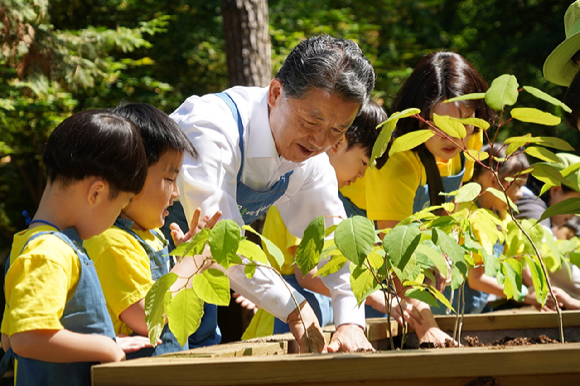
[92,342,580,386]
[166,341,286,358]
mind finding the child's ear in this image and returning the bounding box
[87,179,107,206]
[330,134,346,154]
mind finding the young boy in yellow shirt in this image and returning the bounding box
[84,103,221,358]
[1,109,152,385]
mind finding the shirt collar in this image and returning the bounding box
[246,88,279,159]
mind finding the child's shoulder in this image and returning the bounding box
[13,227,73,259]
[84,225,142,255]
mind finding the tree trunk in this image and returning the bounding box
[221,0,272,87]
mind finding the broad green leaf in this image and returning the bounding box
[209,220,241,269]
[485,74,519,111]
[455,182,482,203]
[501,258,523,300]
[510,108,560,126]
[444,93,486,103]
[523,86,572,113]
[367,250,385,270]
[191,268,231,306]
[485,187,518,212]
[237,239,269,265]
[405,287,439,308]
[426,284,455,311]
[482,248,501,277]
[561,162,580,178]
[315,255,348,278]
[170,228,209,257]
[380,107,422,123]
[244,264,257,279]
[167,288,204,346]
[463,149,489,163]
[145,273,178,346]
[335,216,375,266]
[242,225,285,270]
[504,135,574,152]
[524,255,547,305]
[370,119,396,168]
[450,265,466,290]
[538,197,580,224]
[524,146,560,163]
[463,227,483,253]
[389,130,435,157]
[505,221,524,258]
[432,113,466,138]
[531,164,568,187]
[295,216,325,275]
[324,225,338,238]
[416,242,448,279]
[391,253,417,282]
[349,265,381,306]
[450,117,491,131]
[432,228,468,275]
[383,224,422,272]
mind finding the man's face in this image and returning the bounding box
[267,79,360,163]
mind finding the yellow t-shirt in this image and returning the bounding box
[364,130,483,222]
[1,226,81,337]
[84,225,165,336]
[261,206,300,276]
[339,173,368,211]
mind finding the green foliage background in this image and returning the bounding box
[1,0,578,253]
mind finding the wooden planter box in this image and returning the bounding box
[92,310,580,386]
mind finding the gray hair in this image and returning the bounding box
[275,35,375,105]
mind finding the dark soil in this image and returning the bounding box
[418,334,559,349]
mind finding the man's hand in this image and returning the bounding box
[286,301,327,353]
[171,207,222,246]
[327,324,374,353]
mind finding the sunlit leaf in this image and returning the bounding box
[295,216,325,275]
[416,242,448,279]
[191,268,231,306]
[432,228,468,275]
[486,187,518,212]
[237,239,269,265]
[209,220,241,269]
[170,228,209,257]
[145,273,177,346]
[405,287,439,307]
[531,164,568,187]
[538,197,580,224]
[432,113,466,138]
[445,93,486,103]
[335,216,375,266]
[167,288,204,346]
[370,119,396,168]
[243,225,285,270]
[523,86,572,113]
[389,130,434,157]
[510,108,560,126]
[501,258,523,300]
[524,146,560,163]
[524,255,548,305]
[350,265,381,306]
[244,264,257,279]
[383,224,421,272]
[485,74,519,111]
[482,248,501,277]
[450,117,490,131]
[315,255,348,278]
[455,182,482,203]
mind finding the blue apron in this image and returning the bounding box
[214,93,294,225]
[413,154,466,213]
[338,191,368,218]
[1,229,116,386]
[113,218,193,357]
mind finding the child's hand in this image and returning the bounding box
[287,300,327,353]
[171,207,222,246]
[115,334,159,354]
[233,292,258,314]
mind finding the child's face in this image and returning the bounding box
[477,171,527,212]
[549,186,580,227]
[327,140,369,189]
[121,151,183,231]
[425,102,475,162]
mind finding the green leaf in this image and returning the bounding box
[145,273,178,346]
[450,117,490,131]
[482,248,501,277]
[455,182,482,203]
[405,287,439,308]
[237,239,269,265]
[463,149,489,163]
[444,93,486,103]
[391,253,417,282]
[432,113,466,138]
[324,225,338,238]
[350,265,381,306]
[432,228,468,275]
[449,265,466,290]
[501,258,523,300]
[531,164,569,187]
[242,225,285,270]
[383,224,422,272]
[167,288,204,346]
[485,74,519,111]
[209,220,241,269]
[524,255,547,305]
[486,187,518,212]
[538,197,580,224]
[522,86,572,113]
[335,216,375,266]
[504,135,574,152]
[416,242,448,279]
[169,228,210,257]
[191,268,231,306]
[367,249,385,270]
[244,264,257,279]
[370,119,396,168]
[524,146,560,163]
[510,108,561,126]
[295,216,325,275]
[315,255,348,278]
[389,130,435,157]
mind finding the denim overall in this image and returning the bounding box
[113,218,193,357]
[1,229,116,386]
[215,93,337,333]
[338,191,367,218]
[412,154,466,213]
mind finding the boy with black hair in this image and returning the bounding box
[85,103,221,357]
[1,110,152,385]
